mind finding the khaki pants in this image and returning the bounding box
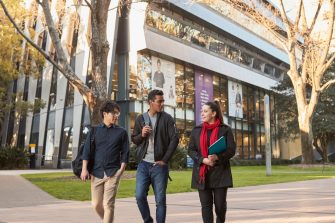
[91,174,120,223]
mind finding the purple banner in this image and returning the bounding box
[195,70,213,125]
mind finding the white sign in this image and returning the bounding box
[228,80,243,118]
[152,56,176,107]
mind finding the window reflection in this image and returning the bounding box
[135,20,280,160]
[136,53,152,100]
[145,5,285,80]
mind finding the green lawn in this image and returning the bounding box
[22,165,335,201]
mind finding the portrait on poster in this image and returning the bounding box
[151,56,176,107]
[228,80,243,118]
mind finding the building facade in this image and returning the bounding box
[1,0,292,168]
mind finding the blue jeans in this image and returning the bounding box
[136,161,169,223]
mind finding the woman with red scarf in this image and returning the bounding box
[188,101,236,223]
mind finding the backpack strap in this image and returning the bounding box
[90,126,96,143]
[142,112,151,126]
[89,126,96,154]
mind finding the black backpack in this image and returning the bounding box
[72,127,96,178]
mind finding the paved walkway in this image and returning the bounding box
[0,170,334,223]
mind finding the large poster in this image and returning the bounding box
[151,56,176,107]
[195,70,213,125]
[228,80,243,118]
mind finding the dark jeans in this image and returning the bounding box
[136,161,169,223]
[198,187,228,223]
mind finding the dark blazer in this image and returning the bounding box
[131,111,179,163]
[188,123,236,190]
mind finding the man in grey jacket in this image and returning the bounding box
[131,89,179,223]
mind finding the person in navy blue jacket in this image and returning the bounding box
[81,100,129,223]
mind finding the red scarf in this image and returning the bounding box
[199,118,221,183]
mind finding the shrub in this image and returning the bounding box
[230,158,301,166]
[169,146,187,170]
[127,143,138,170]
[127,144,188,170]
[0,145,29,169]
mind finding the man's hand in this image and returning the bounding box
[80,160,89,181]
[80,168,89,181]
[154,160,166,166]
[141,125,152,137]
[115,162,127,178]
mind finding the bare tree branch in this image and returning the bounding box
[300,2,308,34]
[317,1,335,72]
[292,0,303,37]
[278,0,293,42]
[320,79,335,91]
[0,0,57,72]
[307,0,322,35]
[84,0,93,11]
[0,0,95,106]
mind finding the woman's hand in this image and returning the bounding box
[208,154,218,162]
[202,158,215,167]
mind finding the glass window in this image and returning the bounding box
[235,130,243,159]
[44,129,55,162]
[264,64,275,76]
[218,41,227,57]
[247,87,255,121]
[185,66,195,132]
[129,68,137,100]
[255,90,260,121]
[274,68,283,79]
[111,56,118,100]
[249,125,255,159]
[209,37,219,53]
[259,91,264,121]
[253,58,263,71]
[60,126,73,160]
[175,63,185,109]
[145,6,284,79]
[226,46,240,62]
[175,63,186,134]
[219,78,228,115]
[65,84,74,107]
[213,75,220,104]
[136,53,151,100]
[242,85,248,119]
[240,52,253,67]
[185,66,194,110]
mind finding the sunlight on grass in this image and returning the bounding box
[22,165,335,201]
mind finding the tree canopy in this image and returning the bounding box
[0,0,45,139]
[207,0,335,164]
[273,62,335,162]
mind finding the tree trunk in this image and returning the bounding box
[320,135,329,163]
[87,0,112,125]
[313,136,328,163]
[299,119,315,164]
[90,98,103,126]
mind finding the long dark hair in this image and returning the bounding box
[205,101,223,124]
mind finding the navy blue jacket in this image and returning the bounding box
[82,124,129,179]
